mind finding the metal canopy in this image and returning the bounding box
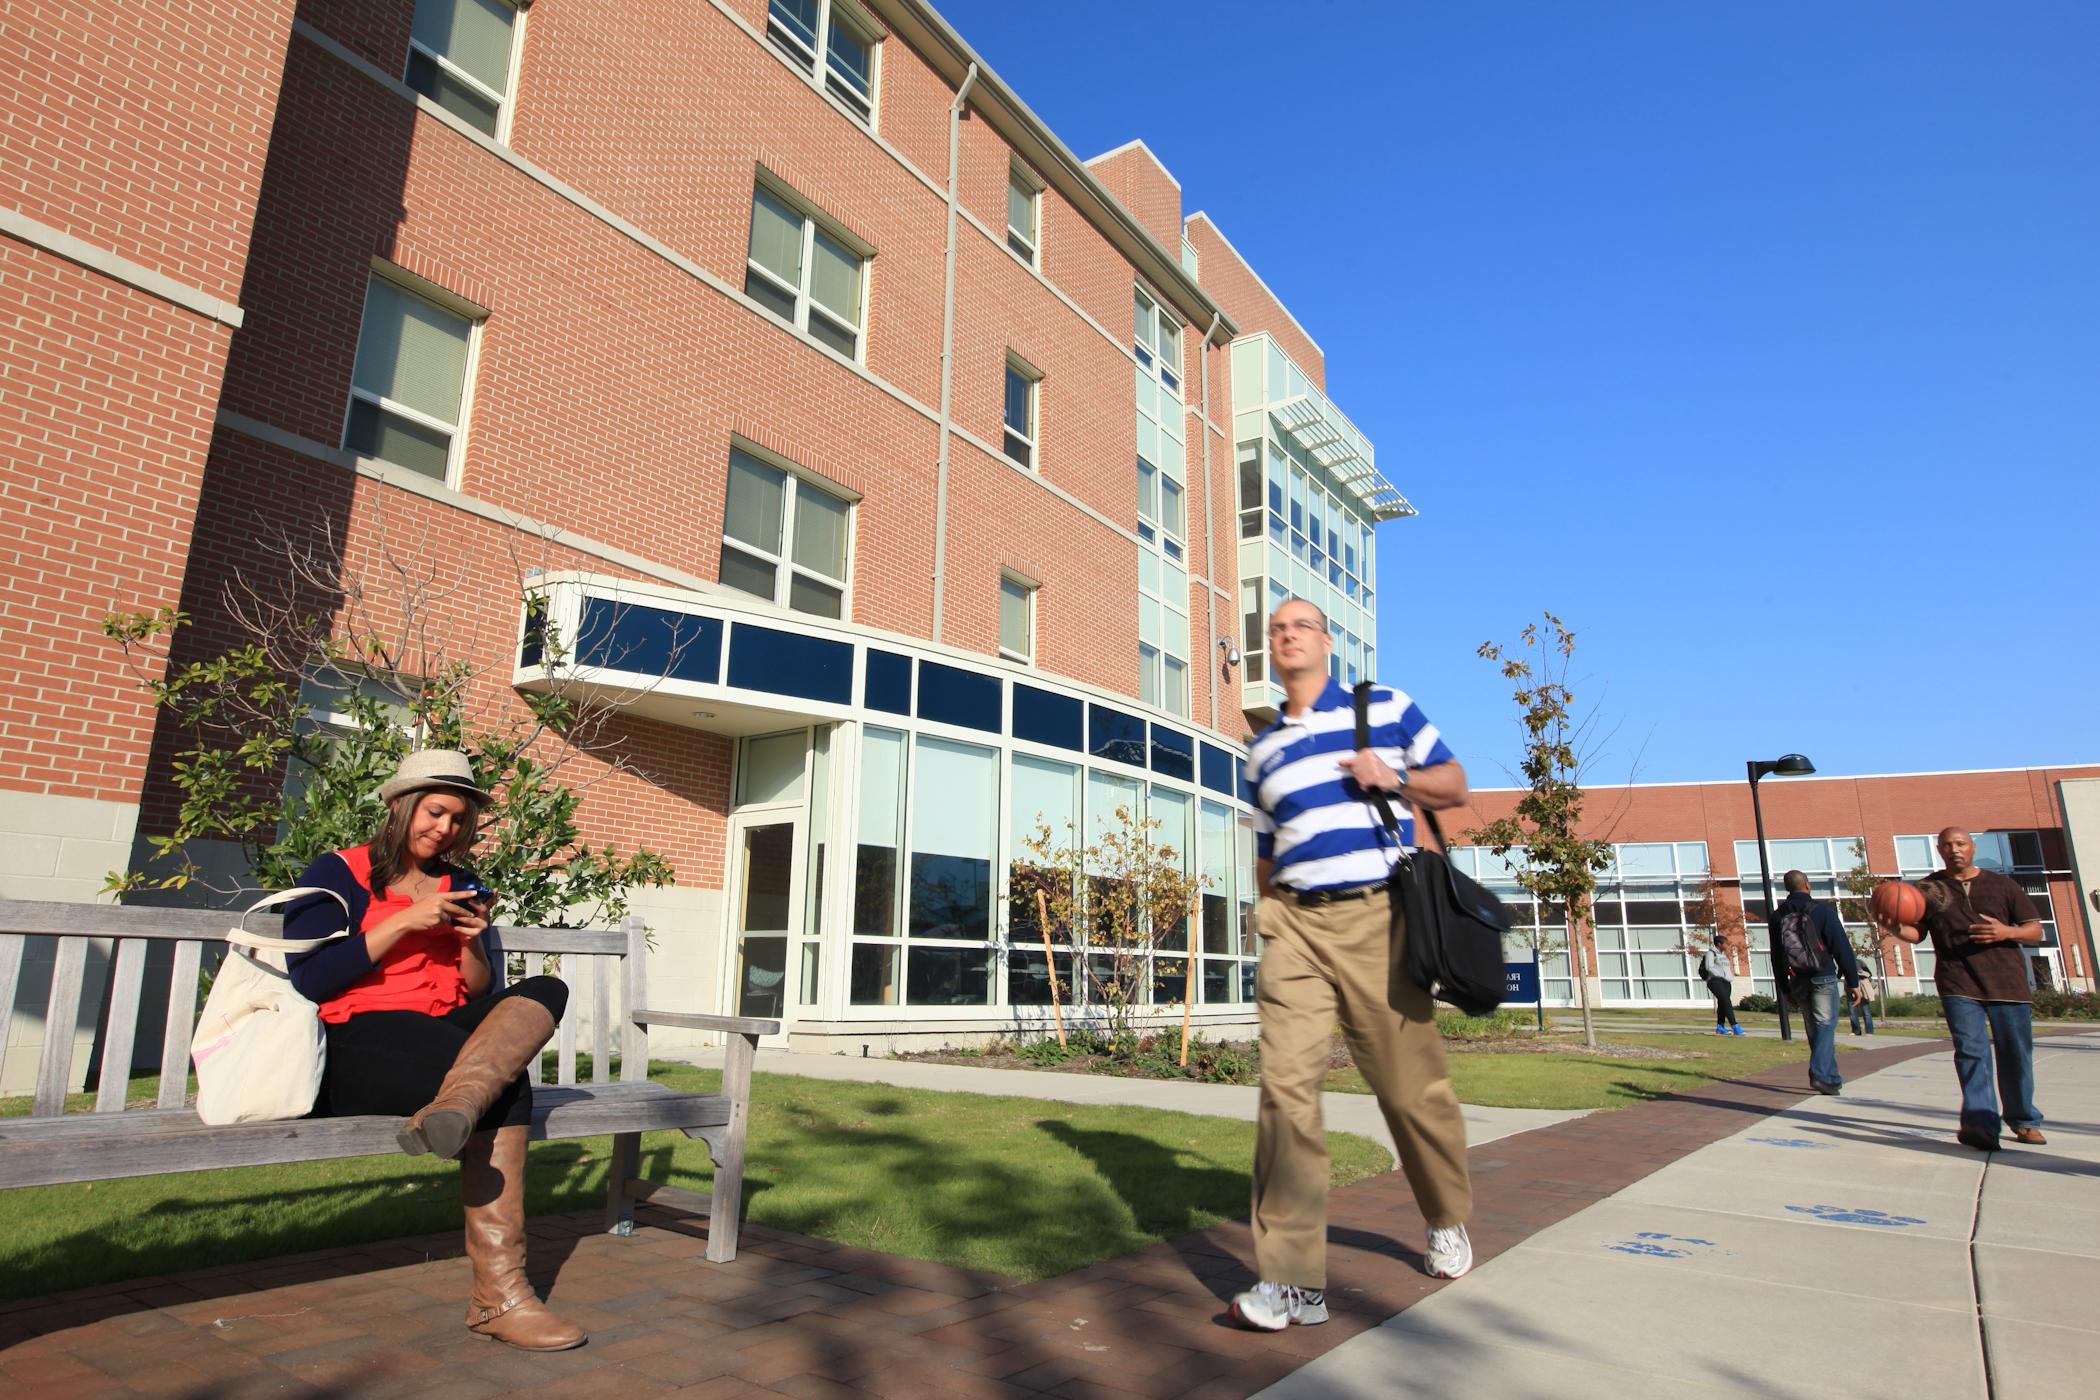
[1269,395,1417,520]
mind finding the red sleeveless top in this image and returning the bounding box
[318,846,472,1023]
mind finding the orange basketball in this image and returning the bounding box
[1870,880,1926,926]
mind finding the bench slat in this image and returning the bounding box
[0,934,23,1095]
[33,937,88,1117]
[621,918,647,1081]
[0,902,623,957]
[94,940,149,1112]
[0,1083,732,1189]
[593,952,613,1084]
[557,952,577,1086]
[156,940,201,1109]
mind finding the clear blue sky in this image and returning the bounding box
[939,0,2099,786]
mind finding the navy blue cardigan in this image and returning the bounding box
[282,850,492,1005]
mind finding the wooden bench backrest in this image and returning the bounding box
[0,899,647,1119]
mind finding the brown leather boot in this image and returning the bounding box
[398,997,557,1159]
[459,1125,586,1350]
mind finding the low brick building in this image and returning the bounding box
[1450,765,2100,1005]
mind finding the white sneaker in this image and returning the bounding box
[1426,1223,1473,1280]
[1228,1281,1328,1331]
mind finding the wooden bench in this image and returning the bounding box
[0,900,778,1262]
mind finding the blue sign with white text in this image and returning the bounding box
[1504,961,1540,1001]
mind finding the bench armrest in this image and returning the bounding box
[631,1008,782,1038]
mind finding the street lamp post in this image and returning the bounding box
[1747,753,1816,1042]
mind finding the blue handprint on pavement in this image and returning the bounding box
[1749,1136,1830,1149]
[1785,1205,1925,1227]
[1608,1230,1724,1258]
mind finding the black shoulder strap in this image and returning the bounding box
[1353,681,1403,836]
[1354,680,1451,853]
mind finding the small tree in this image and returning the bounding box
[101,536,675,931]
[1836,839,1888,1009]
[1686,874,1746,959]
[1014,804,1203,1054]
[1465,614,1614,1048]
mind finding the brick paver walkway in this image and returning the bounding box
[0,1038,1944,1399]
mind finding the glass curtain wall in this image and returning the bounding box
[1733,837,1867,1000]
[844,721,1261,1017]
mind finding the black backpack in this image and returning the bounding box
[1353,683,1512,1016]
[1776,904,1825,976]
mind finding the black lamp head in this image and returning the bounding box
[1774,753,1816,776]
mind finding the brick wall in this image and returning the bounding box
[1187,213,1325,391]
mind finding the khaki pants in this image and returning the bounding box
[1250,886,1472,1288]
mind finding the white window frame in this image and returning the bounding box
[404,0,525,143]
[1002,352,1040,470]
[1134,284,1182,399]
[998,572,1036,664]
[719,441,857,620]
[340,264,484,489]
[1006,163,1041,266]
[764,0,882,127]
[745,179,871,362]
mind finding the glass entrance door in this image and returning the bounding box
[729,815,801,1038]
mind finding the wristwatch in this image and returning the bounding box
[1391,767,1410,792]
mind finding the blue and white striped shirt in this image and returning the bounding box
[1246,678,1455,891]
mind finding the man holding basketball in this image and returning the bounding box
[1875,827,2047,1151]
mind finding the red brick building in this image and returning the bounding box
[1450,765,2100,1005]
[2,0,1412,1070]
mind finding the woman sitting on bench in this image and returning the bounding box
[283,749,583,1352]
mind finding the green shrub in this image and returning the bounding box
[1881,994,1944,1018]
[1433,1008,1535,1040]
[1736,993,1780,1014]
[2033,987,2100,1020]
[1017,1035,1076,1066]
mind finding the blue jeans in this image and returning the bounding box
[1801,974,1841,1088]
[1942,996,2042,1137]
[1850,996,1874,1035]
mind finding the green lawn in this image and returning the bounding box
[1326,1032,1821,1110]
[0,1065,1389,1301]
[1555,1007,1947,1040]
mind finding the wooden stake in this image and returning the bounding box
[1034,888,1067,1049]
[1179,894,1199,1067]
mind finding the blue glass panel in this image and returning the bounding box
[864,648,911,715]
[1233,756,1247,795]
[1089,704,1146,767]
[1200,743,1236,796]
[1013,684,1082,750]
[916,660,1002,733]
[726,622,850,702]
[1149,725,1194,781]
[577,598,722,684]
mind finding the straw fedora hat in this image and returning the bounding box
[377,749,492,805]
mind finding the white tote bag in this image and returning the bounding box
[189,886,350,1125]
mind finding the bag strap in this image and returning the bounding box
[226,886,353,953]
[1353,680,1451,852]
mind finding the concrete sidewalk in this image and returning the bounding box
[723,1049,1589,1166]
[1259,1031,2100,1399]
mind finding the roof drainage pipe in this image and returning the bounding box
[1198,309,1222,734]
[930,61,979,644]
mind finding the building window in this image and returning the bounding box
[1003,356,1039,468]
[343,273,477,484]
[765,0,878,123]
[719,446,851,618]
[405,0,520,138]
[999,574,1034,662]
[745,184,867,360]
[1134,285,1181,397]
[1007,164,1040,264]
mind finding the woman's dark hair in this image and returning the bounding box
[366,788,483,897]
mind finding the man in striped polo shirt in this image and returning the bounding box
[1228,597,1475,1332]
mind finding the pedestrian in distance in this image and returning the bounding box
[1699,934,1742,1036]
[1770,870,1864,1094]
[1875,827,2047,1152]
[1229,597,1475,1332]
[283,750,584,1350]
[1850,969,1876,1036]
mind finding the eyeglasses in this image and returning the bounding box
[1266,619,1325,639]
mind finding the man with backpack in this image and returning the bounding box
[1770,869,1863,1094]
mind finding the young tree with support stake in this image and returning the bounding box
[1464,613,1614,1049]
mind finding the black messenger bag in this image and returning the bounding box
[1352,682,1512,1017]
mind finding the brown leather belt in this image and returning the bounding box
[1275,882,1385,907]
